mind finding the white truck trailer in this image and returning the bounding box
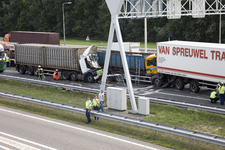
[15,44,102,83]
[152,41,225,92]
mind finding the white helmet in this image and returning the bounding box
[56,69,58,71]
[38,65,41,68]
[0,44,4,52]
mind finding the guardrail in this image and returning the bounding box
[0,74,224,116]
[0,91,224,147]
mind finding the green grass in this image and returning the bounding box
[61,38,157,49]
[0,78,225,150]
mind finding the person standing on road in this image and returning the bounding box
[37,65,44,80]
[98,90,104,112]
[92,95,100,120]
[218,82,225,105]
[210,89,219,103]
[6,56,9,67]
[84,97,92,123]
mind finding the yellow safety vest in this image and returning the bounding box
[219,85,224,94]
[210,91,217,98]
[6,56,9,62]
[86,101,91,109]
[92,99,97,107]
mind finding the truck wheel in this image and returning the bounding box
[70,72,77,81]
[85,73,94,83]
[19,65,26,74]
[189,80,200,93]
[153,78,162,87]
[62,71,69,80]
[175,78,185,90]
[33,67,38,76]
[27,66,34,75]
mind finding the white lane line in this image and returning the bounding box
[0,136,40,150]
[0,108,159,150]
[0,132,57,150]
[0,144,12,150]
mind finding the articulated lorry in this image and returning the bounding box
[97,50,156,82]
[98,41,225,93]
[152,41,225,92]
[15,44,102,83]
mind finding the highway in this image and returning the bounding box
[0,106,172,150]
[2,67,224,109]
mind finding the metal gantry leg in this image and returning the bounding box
[102,0,138,113]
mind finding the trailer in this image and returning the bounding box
[97,50,155,83]
[152,41,225,92]
[15,44,102,82]
[5,31,60,45]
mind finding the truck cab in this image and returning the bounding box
[145,53,157,76]
[0,44,6,72]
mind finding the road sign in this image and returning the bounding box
[86,35,90,41]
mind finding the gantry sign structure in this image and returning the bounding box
[102,0,225,113]
[120,0,225,19]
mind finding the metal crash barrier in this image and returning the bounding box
[0,91,224,147]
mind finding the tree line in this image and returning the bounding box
[0,0,224,43]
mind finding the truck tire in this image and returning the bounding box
[70,72,77,81]
[33,67,38,76]
[189,80,200,93]
[61,71,69,80]
[85,73,94,83]
[175,78,185,90]
[153,78,162,87]
[27,66,34,75]
[19,65,26,74]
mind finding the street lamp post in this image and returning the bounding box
[62,2,72,46]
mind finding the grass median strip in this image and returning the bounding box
[0,78,225,150]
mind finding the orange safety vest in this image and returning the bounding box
[53,72,60,80]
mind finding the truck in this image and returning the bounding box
[98,40,225,93]
[97,50,156,82]
[15,44,102,83]
[0,44,6,72]
[4,31,60,45]
[152,40,225,92]
[0,31,60,66]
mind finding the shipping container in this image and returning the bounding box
[15,44,101,82]
[9,31,60,45]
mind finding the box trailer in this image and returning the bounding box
[152,41,225,92]
[15,44,102,82]
[5,31,60,45]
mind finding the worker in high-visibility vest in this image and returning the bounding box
[210,89,219,103]
[37,65,44,80]
[84,97,92,123]
[92,95,100,120]
[218,82,224,105]
[6,56,9,67]
[53,69,61,80]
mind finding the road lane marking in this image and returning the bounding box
[0,136,40,150]
[0,108,159,150]
[0,132,57,150]
[0,144,12,150]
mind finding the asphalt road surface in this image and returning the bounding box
[0,106,172,150]
[2,67,225,109]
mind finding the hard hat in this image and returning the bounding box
[56,69,58,71]
[38,65,41,68]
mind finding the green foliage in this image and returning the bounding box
[0,0,225,43]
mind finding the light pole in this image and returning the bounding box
[62,2,72,46]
